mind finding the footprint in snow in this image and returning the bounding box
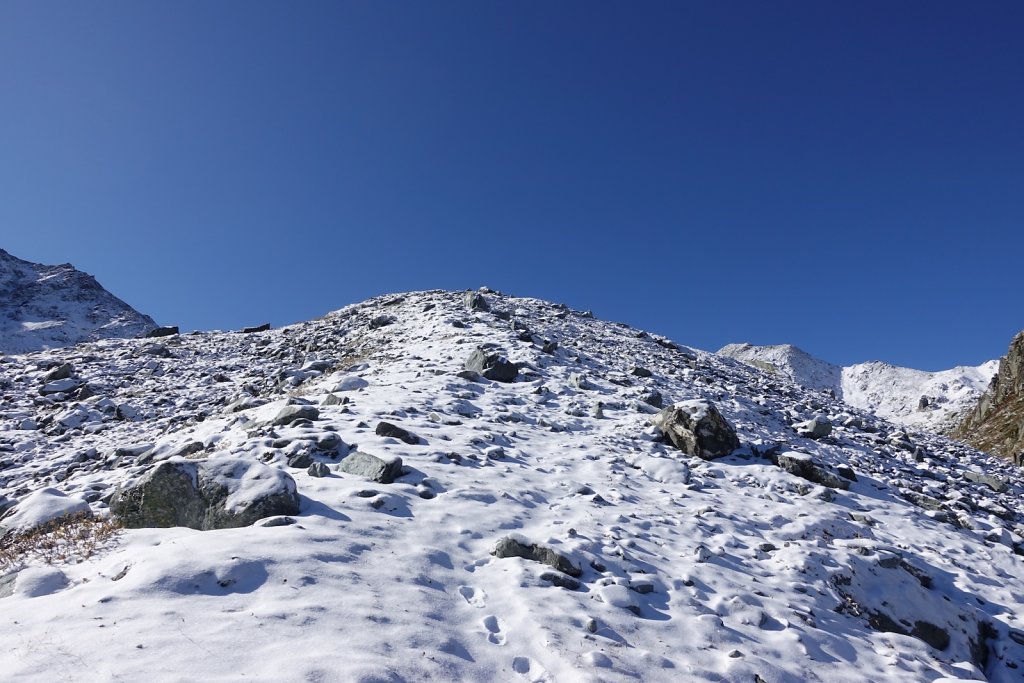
[458,585,487,608]
[482,615,507,645]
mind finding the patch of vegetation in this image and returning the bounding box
[0,513,122,573]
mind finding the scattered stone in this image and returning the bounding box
[369,315,396,329]
[464,348,518,383]
[492,536,582,577]
[287,453,313,469]
[272,404,319,426]
[307,462,330,477]
[109,458,300,530]
[375,421,420,445]
[240,323,271,333]
[540,571,581,590]
[338,451,404,484]
[651,400,740,460]
[630,366,652,378]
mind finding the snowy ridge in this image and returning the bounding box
[717,343,998,434]
[0,289,1022,682]
[0,249,156,354]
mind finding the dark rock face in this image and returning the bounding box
[955,331,1024,462]
[651,400,740,460]
[492,536,582,577]
[338,451,403,484]
[240,323,271,334]
[464,348,518,383]
[109,458,300,530]
[464,291,490,312]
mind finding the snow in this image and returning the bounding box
[0,289,1021,682]
[0,249,155,354]
[0,487,91,533]
[718,343,998,434]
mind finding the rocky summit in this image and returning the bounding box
[0,248,157,354]
[0,288,1023,682]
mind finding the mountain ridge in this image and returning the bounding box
[0,287,1022,681]
[0,248,156,354]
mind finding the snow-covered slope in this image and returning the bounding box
[0,248,156,354]
[718,343,998,434]
[717,343,842,394]
[1,290,1023,682]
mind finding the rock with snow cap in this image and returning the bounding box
[651,400,740,460]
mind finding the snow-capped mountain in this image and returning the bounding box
[1,289,1022,682]
[0,248,157,354]
[717,343,998,434]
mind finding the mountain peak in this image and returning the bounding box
[0,249,157,354]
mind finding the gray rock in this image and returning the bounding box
[287,453,313,468]
[145,326,179,338]
[465,291,490,311]
[540,571,581,590]
[775,452,850,490]
[321,393,346,407]
[629,366,652,378]
[109,457,300,530]
[240,323,271,333]
[797,415,833,439]
[651,400,740,460]
[369,315,396,329]
[375,421,420,445]
[272,404,319,426]
[338,451,404,484]
[963,470,1008,493]
[492,536,582,577]
[642,390,664,409]
[40,377,84,395]
[464,348,518,383]
[307,462,330,477]
[42,363,74,382]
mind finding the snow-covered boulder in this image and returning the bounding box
[109,457,300,530]
[651,400,740,460]
[464,347,518,382]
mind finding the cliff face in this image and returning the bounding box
[954,331,1024,464]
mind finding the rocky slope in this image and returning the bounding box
[954,331,1024,463]
[717,343,998,434]
[0,289,1022,682]
[0,248,156,354]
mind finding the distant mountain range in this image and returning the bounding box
[717,342,998,434]
[0,249,156,354]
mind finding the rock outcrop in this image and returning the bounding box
[954,331,1024,463]
[651,400,740,460]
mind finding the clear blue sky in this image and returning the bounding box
[1,2,1021,370]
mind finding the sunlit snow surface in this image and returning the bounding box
[0,290,1022,682]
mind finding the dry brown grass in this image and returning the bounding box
[0,512,122,572]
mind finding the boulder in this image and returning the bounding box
[375,421,420,445]
[145,326,179,338]
[492,536,582,577]
[651,400,740,460]
[40,377,84,395]
[464,348,518,383]
[465,291,490,312]
[629,366,652,378]
[272,404,319,426]
[963,470,1009,493]
[240,323,271,333]
[338,451,404,484]
[109,457,300,530]
[42,363,74,382]
[775,451,851,490]
[796,415,833,439]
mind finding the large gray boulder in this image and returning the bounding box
[651,400,740,460]
[272,404,319,426]
[338,451,404,484]
[492,536,582,577]
[464,348,518,382]
[109,457,300,530]
[775,451,851,490]
[797,415,833,439]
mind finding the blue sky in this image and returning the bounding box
[1,2,1021,370]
